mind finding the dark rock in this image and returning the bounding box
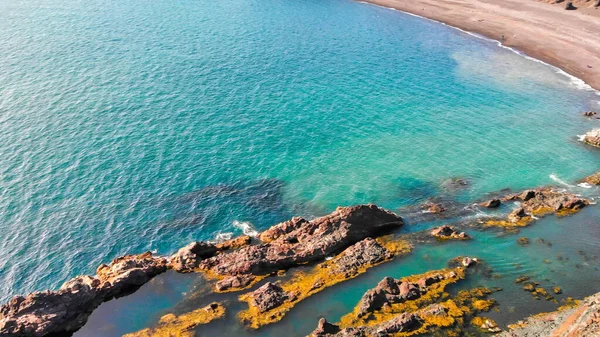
[583,111,598,117]
[0,252,166,337]
[508,207,528,223]
[250,282,290,313]
[312,318,341,336]
[441,177,470,191]
[168,241,217,272]
[519,190,536,202]
[565,1,577,10]
[479,198,501,208]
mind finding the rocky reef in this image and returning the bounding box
[310,258,501,336]
[197,205,403,288]
[430,225,470,240]
[500,291,600,336]
[484,188,589,228]
[237,236,412,329]
[582,170,600,185]
[123,302,225,337]
[0,205,404,337]
[0,252,167,336]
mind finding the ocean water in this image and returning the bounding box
[1,0,599,324]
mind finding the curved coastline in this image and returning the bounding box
[356,0,600,94]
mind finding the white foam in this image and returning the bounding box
[577,134,586,142]
[357,1,600,96]
[232,220,259,237]
[215,232,233,242]
[549,174,574,187]
[578,183,593,189]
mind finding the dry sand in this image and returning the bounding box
[359,0,600,91]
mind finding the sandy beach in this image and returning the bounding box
[360,0,600,91]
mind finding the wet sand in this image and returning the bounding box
[359,0,600,91]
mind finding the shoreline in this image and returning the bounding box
[357,0,600,93]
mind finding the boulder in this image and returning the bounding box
[168,241,217,272]
[215,275,256,292]
[430,225,470,240]
[250,282,291,313]
[508,207,528,223]
[479,199,501,208]
[583,111,598,117]
[565,1,577,9]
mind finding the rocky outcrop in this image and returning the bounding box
[582,129,600,148]
[430,225,469,240]
[169,236,252,272]
[0,252,167,337]
[582,171,600,185]
[215,274,256,292]
[479,198,501,208]
[168,242,218,272]
[583,111,598,117]
[199,205,404,277]
[238,237,411,329]
[487,188,589,228]
[311,314,421,337]
[500,291,600,337]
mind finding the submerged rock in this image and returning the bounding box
[501,291,600,337]
[583,111,598,117]
[0,252,167,337]
[123,302,225,337]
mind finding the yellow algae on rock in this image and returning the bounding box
[237,237,412,329]
[123,302,225,337]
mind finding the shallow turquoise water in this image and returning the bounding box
[1,0,599,313]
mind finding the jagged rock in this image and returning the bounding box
[168,241,217,272]
[312,318,341,336]
[215,275,256,292]
[199,205,403,277]
[508,207,528,223]
[479,198,501,208]
[0,252,166,337]
[582,129,600,148]
[259,217,308,243]
[430,225,470,240]
[583,111,598,117]
[421,202,446,214]
[215,235,251,251]
[565,1,577,9]
[310,313,420,337]
[250,282,291,313]
[448,256,479,268]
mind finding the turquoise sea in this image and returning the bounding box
[1,0,600,334]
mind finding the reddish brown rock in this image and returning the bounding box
[479,198,501,208]
[251,282,291,313]
[421,203,446,214]
[582,171,600,186]
[0,253,166,337]
[198,205,403,277]
[215,235,251,251]
[310,313,420,337]
[508,207,528,223]
[168,241,217,272]
[430,225,470,240]
[259,217,308,243]
[215,275,256,292]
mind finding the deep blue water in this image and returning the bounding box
[1,0,599,310]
